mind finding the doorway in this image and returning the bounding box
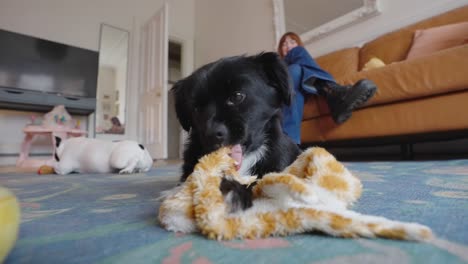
[167,41,182,159]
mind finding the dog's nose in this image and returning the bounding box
[215,125,227,140]
[208,123,228,144]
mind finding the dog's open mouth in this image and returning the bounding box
[230,144,243,171]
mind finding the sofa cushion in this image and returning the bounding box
[303,45,468,120]
[359,6,468,70]
[338,44,468,108]
[406,21,468,59]
[315,47,359,78]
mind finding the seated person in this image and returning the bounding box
[105,116,124,134]
[278,32,377,144]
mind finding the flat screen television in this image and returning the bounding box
[0,29,99,114]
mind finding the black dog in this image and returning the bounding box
[172,52,301,189]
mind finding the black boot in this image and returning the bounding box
[319,79,377,124]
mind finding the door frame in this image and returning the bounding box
[136,4,194,159]
[167,34,194,158]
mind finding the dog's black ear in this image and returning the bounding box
[55,136,62,148]
[171,79,192,131]
[253,52,292,106]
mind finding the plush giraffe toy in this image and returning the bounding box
[158,147,433,241]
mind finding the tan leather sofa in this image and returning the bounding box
[301,6,468,149]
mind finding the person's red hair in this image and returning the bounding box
[277,32,304,58]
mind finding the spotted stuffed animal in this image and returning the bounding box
[158,147,432,241]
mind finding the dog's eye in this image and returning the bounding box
[227,92,246,106]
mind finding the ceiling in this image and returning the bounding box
[283,0,363,34]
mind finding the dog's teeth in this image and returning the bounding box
[234,161,239,166]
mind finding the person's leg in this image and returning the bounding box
[282,64,305,144]
[314,79,377,124]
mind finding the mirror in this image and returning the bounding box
[273,0,381,44]
[95,24,129,135]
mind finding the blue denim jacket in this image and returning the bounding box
[284,46,335,94]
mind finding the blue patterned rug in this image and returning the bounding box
[1,159,468,264]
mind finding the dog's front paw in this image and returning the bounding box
[119,168,135,174]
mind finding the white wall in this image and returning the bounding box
[0,0,135,51]
[0,0,195,165]
[194,0,276,67]
[194,0,468,66]
[305,0,468,57]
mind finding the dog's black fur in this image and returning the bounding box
[173,52,301,184]
[220,178,255,211]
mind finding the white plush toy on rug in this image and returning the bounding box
[53,137,153,175]
[158,147,433,241]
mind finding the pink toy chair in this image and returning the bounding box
[16,105,88,169]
